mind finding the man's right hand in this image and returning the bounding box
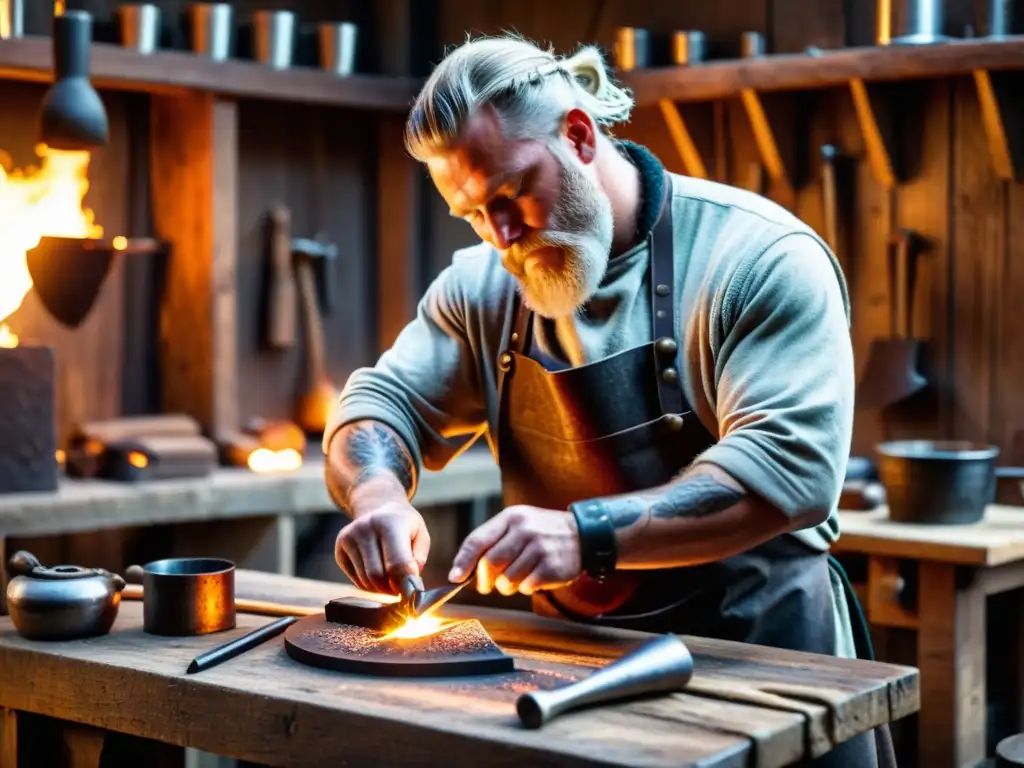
[334,500,431,595]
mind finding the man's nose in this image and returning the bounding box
[484,209,523,250]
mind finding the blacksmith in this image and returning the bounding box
[325,35,877,766]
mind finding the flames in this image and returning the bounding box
[0,144,102,347]
[382,613,450,640]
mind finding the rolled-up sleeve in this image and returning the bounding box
[693,233,854,525]
[322,259,488,482]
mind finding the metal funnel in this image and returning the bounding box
[516,633,694,728]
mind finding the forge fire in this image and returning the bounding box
[0,144,101,345]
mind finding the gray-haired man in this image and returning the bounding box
[324,36,880,767]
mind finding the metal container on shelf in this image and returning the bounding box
[740,30,766,58]
[0,0,24,39]
[613,27,650,71]
[117,4,160,54]
[188,2,233,61]
[877,0,950,45]
[318,21,357,76]
[670,30,706,65]
[253,10,295,69]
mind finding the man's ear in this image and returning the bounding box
[562,109,597,164]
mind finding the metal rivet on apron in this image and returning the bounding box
[662,367,679,384]
[656,310,667,319]
[664,414,684,432]
[655,283,670,296]
[499,353,513,372]
[510,333,519,343]
[654,337,678,356]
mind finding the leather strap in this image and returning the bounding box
[569,499,618,580]
[649,174,683,416]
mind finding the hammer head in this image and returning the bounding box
[291,236,339,314]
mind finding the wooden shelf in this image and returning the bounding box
[0,35,420,111]
[620,37,1024,106]
[624,37,1024,188]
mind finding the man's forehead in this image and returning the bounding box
[427,111,517,201]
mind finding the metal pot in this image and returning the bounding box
[875,440,1023,525]
[125,557,235,636]
[5,550,125,640]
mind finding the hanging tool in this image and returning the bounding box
[820,145,841,256]
[294,235,338,434]
[856,229,928,410]
[265,204,298,349]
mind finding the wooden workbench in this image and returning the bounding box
[0,570,917,768]
[834,505,1024,768]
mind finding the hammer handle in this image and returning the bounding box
[267,204,298,349]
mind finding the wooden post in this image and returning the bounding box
[149,93,239,440]
[0,709,15,768]
[373,0,435,353]
[917,562,987,768]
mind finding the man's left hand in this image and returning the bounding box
[448,506,582,596]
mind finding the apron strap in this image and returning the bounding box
[649,172,683,416]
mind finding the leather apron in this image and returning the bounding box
[493,173,883,768]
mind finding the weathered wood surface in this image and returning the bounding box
[0,450,501,538]
[0,569,917,768]
[835,506,1024,566]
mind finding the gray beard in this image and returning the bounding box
[506,148,614,320]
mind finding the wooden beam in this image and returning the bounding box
[657,100,710,180]
[917,563,987,768]
[973,68,1024,181]
[739,90,806,190]
[0,708,15,768]
[150,93,239,440]
[849,79,926,189]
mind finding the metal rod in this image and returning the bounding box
[186,616,297,674]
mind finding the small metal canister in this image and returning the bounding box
[0,0,23,38]
[671,30,706,65]
[613,27,650,71]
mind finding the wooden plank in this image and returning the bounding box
[0,36,420,111]
[916,562,987,768]
[0,451,501,539]
[0,574,917,768]
[0,708,14,768]
[950,76,1006,443]
[835,81,893,454]
[150,92,239,440]
[833,507,1024,566]
[376,116,424,354]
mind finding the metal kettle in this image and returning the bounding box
[5,550,125,640]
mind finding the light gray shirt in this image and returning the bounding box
[324,173,857,656]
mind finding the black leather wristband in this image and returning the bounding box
[569,500,618,580]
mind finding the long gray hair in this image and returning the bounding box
[404,34,635,161]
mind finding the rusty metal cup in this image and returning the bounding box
[126,558,236,636]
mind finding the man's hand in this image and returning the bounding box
[335,500,431,595]
[448,506,581,596]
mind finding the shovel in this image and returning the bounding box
[856,229,928,410]
[26,236,162,328]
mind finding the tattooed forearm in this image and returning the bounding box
[326,420,414,514]
[600,475,746,532]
